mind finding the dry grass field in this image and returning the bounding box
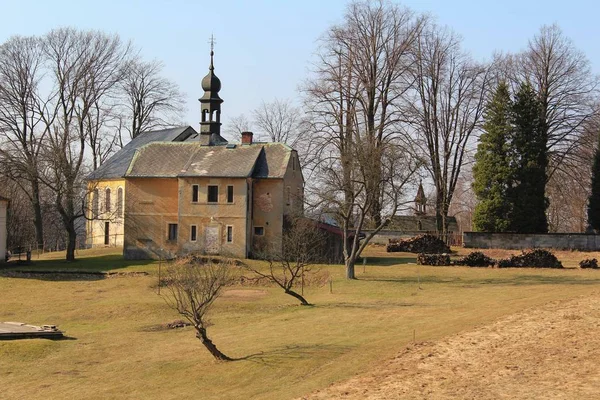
[1,246,600,399]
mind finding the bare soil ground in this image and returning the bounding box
[301,292,600,400]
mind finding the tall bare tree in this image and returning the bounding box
[253,98,304,147]
[304,0,423,278]
[39,28,131,261]
[120,58,185,140]
[405,24,491,234]
[223,113,252,142]
[516,24,599,180]
[0,35,47,250]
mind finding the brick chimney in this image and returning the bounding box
[241,131,253,144]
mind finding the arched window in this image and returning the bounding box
[212,109,218,121]
[92,189,99,217]
[105,188,111,213]
[202,109,208,122]
[117,187,123,218]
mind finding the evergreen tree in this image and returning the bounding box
[472,82,514,232]
[509,82,549,233]
[587,134,600,231]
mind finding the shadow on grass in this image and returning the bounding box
[361,256,417,266]
[361,274,600,286]
[0,255,154,278]
[233,343,350,365]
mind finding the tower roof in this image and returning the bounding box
[415,181,426,203]
[200,49,222,102]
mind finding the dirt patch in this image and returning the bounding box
[301,292,600,399]
[221,289,268,299]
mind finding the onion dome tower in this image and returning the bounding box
[199,37,227,145]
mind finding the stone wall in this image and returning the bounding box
[463,232,600,251]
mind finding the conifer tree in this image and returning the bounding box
[472,82,513,232]
[587,134,600,231]
[509,82,549,233]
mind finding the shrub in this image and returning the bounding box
[497,249,563,269]
[387,234,451,254]
[417,253,451,266]
[457,251,495,267]
[579,259,599,269]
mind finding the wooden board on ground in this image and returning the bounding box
[0,322,63,340]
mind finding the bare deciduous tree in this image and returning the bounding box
[405,23,491,234]
[224,113,252,142]
[517,24,599,180]
[0,35,47,249]
[163,257,233,361]
[39,28,131,261]
[253,98,304,147]
[120,59,185,140]
[246,217,324,305]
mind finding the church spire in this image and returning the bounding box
[199,35,226,145]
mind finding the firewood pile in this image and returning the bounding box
[387,234,450,254]
[497,249,563,269]
[456,251,496,267]
[579,258,599,269]
[417,253,451,266]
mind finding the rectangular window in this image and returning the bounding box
[292,155,296,170]
[227,185,234,203]
[207,185,219,203]
[254,226,264,236]
[286,186,291,205]
[168,223,178,241]
[192,185,199,203]
[226,226,233,243]
[190,225,197,242]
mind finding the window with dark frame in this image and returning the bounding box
[92,189,99,217]
[226,226,233,243]
[192,185,199,203]
[105,188,111,212]
[227,185,234,203]
[207,185,219,202]
[254,226,264,236]
[168,223,178,241]
[190,225,197,242]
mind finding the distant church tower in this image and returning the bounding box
[414,181,427,216]
[199,36,227,146]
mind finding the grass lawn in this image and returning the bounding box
[1,246,600,399]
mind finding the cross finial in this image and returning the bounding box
[208,34,216,70]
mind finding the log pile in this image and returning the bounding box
[497,249,563,269]
[417,253,451,266]
[456,251,496,267]
[579,258,599,269]
[387,234,450,254]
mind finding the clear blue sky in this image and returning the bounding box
[1,0,599,132]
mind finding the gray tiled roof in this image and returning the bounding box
[125,142,294,179]
[87,126,198,180]
[252,143,293,178]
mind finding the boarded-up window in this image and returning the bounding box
[117,187,124,218]
[105,188,111,212]
[92,189,99,217]
[207,185,218,203]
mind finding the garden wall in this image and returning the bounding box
[463,232,600,251]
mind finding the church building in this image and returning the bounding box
[86,49,304,260]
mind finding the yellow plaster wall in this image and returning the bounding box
[178,177,249,258]
[86,179,126,247]
[124,178,179,259]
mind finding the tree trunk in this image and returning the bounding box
[66,223,77,262]
[346,257,356,280]
[196,327,231,361]
[31,180,44,250]
[284,289,310,306]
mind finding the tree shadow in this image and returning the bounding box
[231,343,350,365]
[361,256,417,266]
[360,274,600,286]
